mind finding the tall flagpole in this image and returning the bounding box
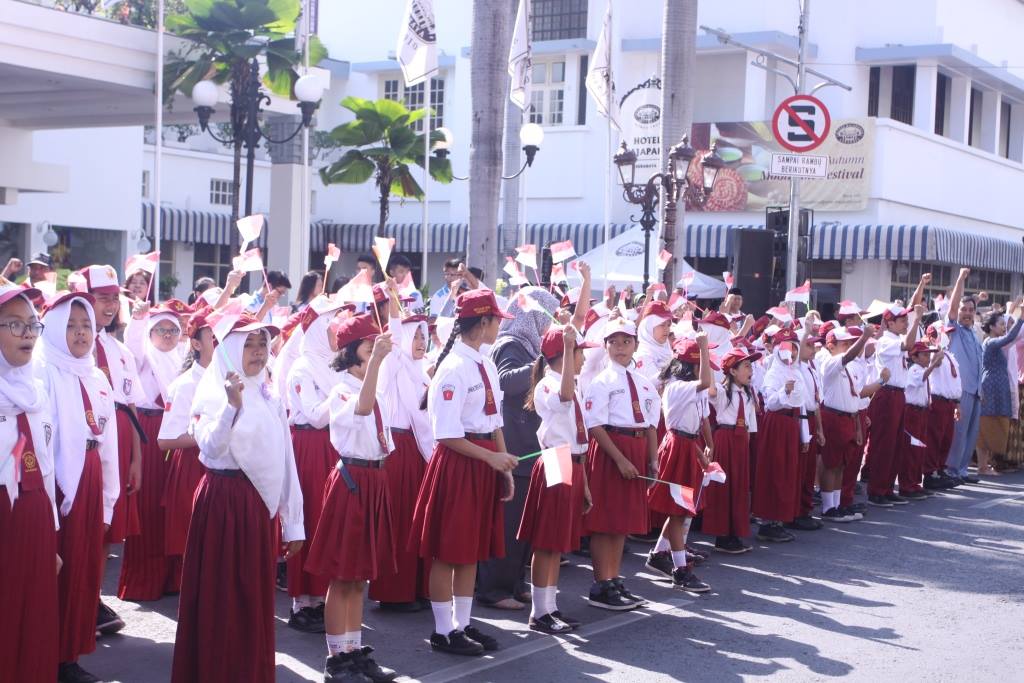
[301,0,311,289]
[603,116,611,292]
[423,109,430,291]
[153,0,164,303]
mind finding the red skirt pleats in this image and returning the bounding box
[583,431,650,536]
[163,447,204,557]
[752,410,801,522]
[702,427,751,537]
[648,433,703,517]
[517,457,585,553]
[287,427,338,597]
[104,408,140,543]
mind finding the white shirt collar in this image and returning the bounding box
[452,340,484,363]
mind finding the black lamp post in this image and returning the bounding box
[432,123,543,181]
[190,57,323,250]
[613,135,724,291]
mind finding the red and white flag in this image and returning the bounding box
[767,305,793,323]
[550,263,568,285]
[702,462,728,487]
[669,483,696,514]
[503,257,529,286]
[125,250,160,276]
[232,248,264,273]
[373,236,396,270]
[657,249,672,271]
[236,214,264,250]
[906,431,926,448]
[722,271,734,288]
[208,298,246,342]
[668,290,686,312]
[337,268,375,304]
[549,240,576,263]
[541,444,573,487]
[677,271,695,290]
[67,270,88,293]
[324,243,341,268]
[515,244,538,271]
[648,283,667,300]
[785,279,812,305]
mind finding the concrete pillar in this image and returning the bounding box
[947,75,971,144]
[877,66,893,118]
[980,89,1002,154]
[912,61,938,133]
[1009,101,1024,163]
[266,114,311,303]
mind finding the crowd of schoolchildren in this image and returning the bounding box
[1,247,1019,683]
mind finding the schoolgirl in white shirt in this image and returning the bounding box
[900,341,944,498]
[923,322,962,487]
[633,300,673,383]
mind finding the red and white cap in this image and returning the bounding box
[926,321,956,338]
[672,338,721,370]
[720,347,763,372]
[229,314,280,338]
[766,305,793,323]
[882,304,908,321]
[603,317,638,340]
[825,326,858,344]
[77,265,121,295]
[837,300,863,319]
[641,300,673,321]
[540,326,598,360]
[0,283,40,308]
[698,311,731,329]
[908,340,938,356]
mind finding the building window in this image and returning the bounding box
[867,66,880,117]
[890,262,1012,307]
[531,0,588,41]
[890,65,915,125]
[528,60,566,126]
[193,243,234,286]
[935,73,950,136]
[968,87,982,147]
[382,77,445,130]
[1000,100,1012,158]
[141,170,150,199]
[159,248,175,299]
[807,260,843,320]
[209,178,234,206]
[576,54,588,126]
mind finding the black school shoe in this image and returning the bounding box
[672,566,711,593]
[58,662,102,683]
[714,536,751,554]
[867,495,893,508]
[551,610,581,629]
[350,646,397,683]
[885,493,910,505]
[612,577,648,606]
[822,507,856,523]
[784,515,823,531]
[962,474,981,484]
[429,629,485,656]
[836,506,864,521]
[324,652,372,683]
[685,544,709,563]
[463,625,499,651]
[96,601,125,636]
[289,605,326,633]
[529,613,573,635]
[849,502,867,514]
[645,550,675,579]
[586,580,637,611]
[900,490,928,501]
[756,523,794,543]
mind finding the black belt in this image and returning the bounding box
[391,427,414,435]
[879,385,905,393]
[822,405,858,418]
[137,407,163,417]
[604,425,646,438]
[338,456,386,470]
[571,453,585,464]
[671,429,698,439]
[906,404,929,412]
[115,403,148,444]
[934,396,960,405]
[770,409,799,418]
[716,423,747,431]
[465,432,495,441]
[291,423,325,432]
[207,467,248,480]
[86,440,99,451]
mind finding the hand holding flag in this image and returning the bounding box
[702,462,727,487]
[324,243,341,269]
[232,248,264,273]
[125,251,161,276]
[785,279,812,305]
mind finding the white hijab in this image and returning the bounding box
[636,315,673,372]
[286,311,343,412]
[273,324,305,406]
[382,317,433,459]
[190,328,289,515]
[36,296,111,515]
[145,312,184,401]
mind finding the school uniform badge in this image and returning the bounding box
[442,383,455,401]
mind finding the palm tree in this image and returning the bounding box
[660,0,698,288]
[468,0,514,284]
[319,97,452,237]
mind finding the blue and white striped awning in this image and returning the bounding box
[311,223,468,253]
[682,224,766,258]
[931,226,1024,271]
[809,224,932,261]
[141,203,267,248]
[516,223,633,255]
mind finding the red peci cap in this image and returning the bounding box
[720,347,762,372]
[154,298,193,316]
[672,338,721,370]
[641,300,672,321]
[699,311,731,329]
[334,313,380,349]
[539,326,598,360]
[229,314,280,338]
[186,305,213,338]
[908,340,938,356]
[41,291,96,316]
[456,289,514,320]
[772,327,799,345]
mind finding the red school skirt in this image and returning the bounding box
[287,426,338,597]
[370,429,430,603]
[584,428,650,536]
[702,424,751,538]
[105,407,140,544]
[409,436,505,565]
[118,409,175,601]
[752,409,802,523]
[163,447,204,557]
[0,486,58,682]
[517,452,586,553]
[56,449,105,663]
[306,459,396,583]
[649,430,704,517]
[172,470,276,683]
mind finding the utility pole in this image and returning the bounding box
[785,0,809,292]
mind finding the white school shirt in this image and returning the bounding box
[762,361,809,442]
[662,379,708,435]
[533,370,588,456]
[156,363,204,441]
[0,398,59,529]
[905,364,931,408]
[798,359,823,413]
[712,385,758,433]
[328,372,393,461]
[875,330,908,388]
[124,317,174,410]
[930,353,962,400]
[582,362,661,430]
[428,341,505,440]
[96,329,141,406]
[820,353,861,414]
[849,355,874,411]
[286,358,334,428]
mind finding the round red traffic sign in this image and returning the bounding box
[772,94,831,153]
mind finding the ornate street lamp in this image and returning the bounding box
[433,123,543,180]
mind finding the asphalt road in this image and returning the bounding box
[87,472,1024,682]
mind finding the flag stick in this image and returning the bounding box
[371,298,385,332]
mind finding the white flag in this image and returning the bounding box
[585,1,621,130]
[508,0,532,110]
[397,0,438,87]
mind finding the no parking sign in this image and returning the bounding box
[772,94,831,153]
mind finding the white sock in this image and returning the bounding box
[823,490,837,512]
[530,586,548,619]
[671,550,688,569]
[292,595,311,611]
[326,633,346,655]
[311,595,325,607]
[549,586,559,613]
[453,596,473,631]
[430,600,456,635]
[654,535,671,553]
[344,631,362,652]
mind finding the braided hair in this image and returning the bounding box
[419,315,487,410]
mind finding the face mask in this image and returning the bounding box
[778,348,792,362]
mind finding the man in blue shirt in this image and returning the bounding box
[944,267,984,484]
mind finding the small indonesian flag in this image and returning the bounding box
[503,257,529,286]
[549,240,576,264]
[236,214,264,250]
[657,249,672,271]
[767,305,793,323]
[722,271,734,288]
[515,244,538,271]
[648,283,667,300]
[208,299,246,342]
[232,248,264,273]
[125,250,161,276]
[67,270,88,293]
[702,462,727,487]
[373,236,396,270]
[906,431,926,448]
[668,291,686,312]
[541,445,573,487]
[669,483,696,514]
[550,263,568,285]
[324,243,341,268]
[337,268,375,304]
[398,271,418,297]
[515,289,546,314]
[785,279,812,305]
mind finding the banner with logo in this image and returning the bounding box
[618,74,663,176]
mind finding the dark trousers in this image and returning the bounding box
[475,473,532,603]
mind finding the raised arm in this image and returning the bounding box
[570,262,592,333]
[947,268,970,323]
[909,273,931,309]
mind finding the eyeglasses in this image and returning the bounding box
[151,326,180,338]
[0,320,44,337]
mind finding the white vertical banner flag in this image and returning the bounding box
[586,0,621,130]
[397,0,438,86]
[508,0,532,110]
